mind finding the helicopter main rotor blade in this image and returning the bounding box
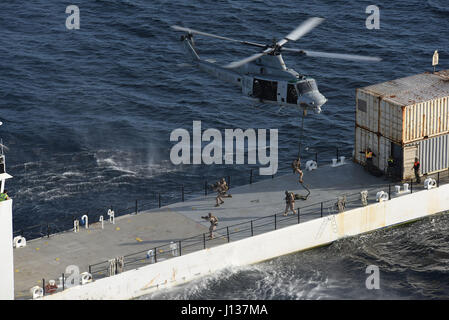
[276,17,325,47]
[171,25,266,48]
[224,47,274,69]
[282,48,382,62]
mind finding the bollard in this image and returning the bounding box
[388,184,391,200]
[411,180,413,193]
[297,208,300,223]
[437,172,440,187]
[336,147,339,160]
[274,214,277,230]
[181,185,184,202]
[135,200,138,215]
[47,223,50,238]
[320,202,323,217]
[250,169,253,184]
[62,273,65,291]
[42,279,45,296]
[154,247,157,263]
[227,227,230,242]
[251,220,253,236]
[315,152,318,164]
[179,241,182,256]
[158,193,161,208]
[205,181,208,196]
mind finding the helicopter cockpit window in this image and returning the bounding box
[296,79,318,95]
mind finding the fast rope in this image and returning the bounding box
[298,109,306,159]
[296,109,310,200]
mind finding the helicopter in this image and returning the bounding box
[171,17,381,114]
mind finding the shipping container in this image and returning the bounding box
[355,121,449,180]
[356,70,449,144]
[404,133,449,178]
[354,126,392,172]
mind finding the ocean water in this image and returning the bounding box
[1,0,448,299]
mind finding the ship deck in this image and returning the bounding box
[13,161,389,299]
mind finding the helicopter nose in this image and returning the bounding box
[314,96,327,113]
[308,93,327,113]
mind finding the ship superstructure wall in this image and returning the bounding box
[0,199,14,300]
[42,184,449,300]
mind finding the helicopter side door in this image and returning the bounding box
[252,78,277,101]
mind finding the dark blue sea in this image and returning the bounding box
[1,0,449,299]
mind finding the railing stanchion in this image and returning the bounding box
[274,214,277,230]
[203,233,206,249]
[62,273,65,291]
[227,227,230,242]
[251,220,253,236]
[89,265,91,275]
[437,172,440,187]
[158,193,161,208]
[154,247,157,263]
[297,208,300,223]
[321,202,323,217]
[135,200,138,215]
[388,184,391,200]
[42,279,45,296]
[179,241,182,256]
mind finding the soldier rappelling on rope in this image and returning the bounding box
[291,157,304,184]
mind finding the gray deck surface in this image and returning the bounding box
[13,161,387,299]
